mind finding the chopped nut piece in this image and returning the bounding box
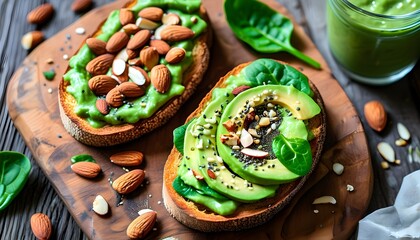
[346,184,354,192]
[381,161,390,169]
[332,163,344,175]
[395,159,401,165]
[395,138,408,147]
[312,196,337,205]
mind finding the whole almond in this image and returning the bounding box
[150,64,171,93]
[88,75,119,95]
[127,30,151,50]
[106,31,129,53]
[106,87,124,108]
[86,38,107,55]
[110,151,144,166]
[118,82,145,98]
[138,7,164,22]
[126,210,157,239]
[30,213,52,240]
[86,53,115,76]
[123,23,140,35]
[71,0,92,13]
[21,31,44,50]
[27,3,54,24]
[364,100,387,132]
[112,169,145,194]
[119,8,135,26]
[71,161,101,178]
[96,98,110,115]
[160,25,194,42]
[165,47,186,64]
[128,66,150,86]
[150,39,170,55]
[140,47,159,70]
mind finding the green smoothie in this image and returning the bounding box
[327,0,420,84]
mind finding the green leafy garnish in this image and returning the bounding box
[242,59,313,95]
[173,119,194,155]
[0,151,31,211]
[272,134,312,176]
[70,154,96,164]
[224,0,321,69]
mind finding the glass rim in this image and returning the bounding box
[342,0,420,19]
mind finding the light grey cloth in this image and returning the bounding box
[358,170,420,239]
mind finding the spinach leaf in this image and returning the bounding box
[0,151,31,211]
[224,0,321,69]
[272,134,312,176]
[70,154,96,164]
[243,59,313,96]
[173,119,195,155]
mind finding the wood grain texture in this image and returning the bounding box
[0,0,418,239]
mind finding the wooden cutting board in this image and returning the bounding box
[6,0,372,239]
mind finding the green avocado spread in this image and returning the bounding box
[63,0,207,128]
[172,59,321,215]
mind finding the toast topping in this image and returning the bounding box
[63,2,208,125]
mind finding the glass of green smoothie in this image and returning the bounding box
[327,0,420,85]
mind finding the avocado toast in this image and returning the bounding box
[162,59,326,231]
[59,0,212,146]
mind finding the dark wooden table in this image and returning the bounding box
[1,0,419,239]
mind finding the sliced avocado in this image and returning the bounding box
[216,85,320,185]
[180,91,277,203]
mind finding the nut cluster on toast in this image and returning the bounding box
[84,7,195,114]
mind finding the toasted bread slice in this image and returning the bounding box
[59,2,212,146]
[162,61,326,232]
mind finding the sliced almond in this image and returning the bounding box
[162,13,181,25]
[377,142,395,163]
[139,7,164,22]
[128,57,143,66]
[140,47,159,70]
[126,49,138,60]
[86,38,107,55]
[312,196,337,205]
[165,47,186,64]
[232,85,251,95]
[119,8,135,26]
[88,75,119,95]
[115,48,129,62]
[150,39,170,55]
[106,87,124,108]
[110,151,144,166]
[240,129,253,148]
[123,23,140,35]
[150,64,171,93]
[106,31,130,53]
[112,59,126,76]
[71,161,101,178]
[128,66,150,86]
[241,148,269,158]
[153,25,166,40]
[92,195,109,215]
[136,17,160,30]
[86,53,115,76]
[112,169,145,195]
[126,210,157,239]
[127,29,152,50]
[160,25,195,42]
[397,122,410,141]
[118,82,145,98]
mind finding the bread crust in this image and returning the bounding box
[162,61,326,232]
[59,4,212,147]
